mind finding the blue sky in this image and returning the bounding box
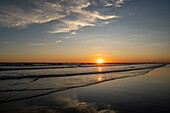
[0,0,170,62]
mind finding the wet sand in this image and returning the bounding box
[0,65,170,113]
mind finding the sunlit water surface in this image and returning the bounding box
[0,64,170,113]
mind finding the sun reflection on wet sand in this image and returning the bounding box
[97,76,102,81]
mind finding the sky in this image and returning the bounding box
[0,0,170,63]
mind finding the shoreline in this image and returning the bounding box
[0,65,170,113]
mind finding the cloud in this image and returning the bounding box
[0,0,128,33]
[3,41,10,44]
[103,21,111,25]
[30,43,45,46]
[71,31,77,35]
[0,41,10,44]
[115,0,128,7]
[56,40,62,43]
[0,52,7,55]
[30,42,54,46]
[48,18,96,33]
[106,3,114,7]
[0,0,68,27]
[63,37,69,39]
[47,2,120,33]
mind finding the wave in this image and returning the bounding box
[0,64,166,80]
[0,63,164,71]
[0,63,113,71]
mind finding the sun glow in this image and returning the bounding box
[97,58,103,64]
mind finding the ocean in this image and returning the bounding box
[0,63,169,113]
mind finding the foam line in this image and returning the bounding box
[0,64,166,80]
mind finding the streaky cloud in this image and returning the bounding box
[30,43,45,46]
[0,0,67,27]
[71,31,77,35]
[0,0,128,34]
[115,0,129,7]
[0,53,7,55]
[56,40,62,43]
[0,41,10,44]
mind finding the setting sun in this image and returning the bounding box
[97,58,103,63]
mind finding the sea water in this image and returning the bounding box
[0,63,166,103]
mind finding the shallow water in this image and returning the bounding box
[0,63,165,103]
[0,64,169,113]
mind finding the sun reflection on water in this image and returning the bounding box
[97,67,103,81]
[98,67,102,72]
